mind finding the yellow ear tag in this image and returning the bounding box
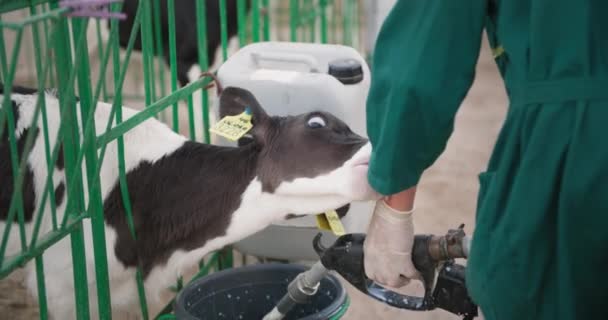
[209,107,253,141]
[315,210,346,236]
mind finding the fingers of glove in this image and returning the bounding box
[365,264,412,288]
[364,248,420,286]
[381,275,410,288]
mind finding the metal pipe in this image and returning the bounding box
[262,261,329,320]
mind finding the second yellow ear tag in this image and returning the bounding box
[315,210,346,236]
[209,107,253,141]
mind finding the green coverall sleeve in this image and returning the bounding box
[366,0,487,195]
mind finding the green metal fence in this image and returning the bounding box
[0,0,365,319]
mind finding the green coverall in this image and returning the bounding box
[365,1,608,319]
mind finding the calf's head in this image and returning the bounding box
[219,87,380,216]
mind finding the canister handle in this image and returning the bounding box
[250,52,321,72]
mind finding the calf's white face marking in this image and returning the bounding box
[0,84,379,319]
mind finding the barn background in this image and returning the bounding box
[0,1,508,319]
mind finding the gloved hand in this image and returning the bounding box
[363,199,420,288]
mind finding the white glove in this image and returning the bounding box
[363,200,420,288]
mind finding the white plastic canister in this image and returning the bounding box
[214,42,374,260]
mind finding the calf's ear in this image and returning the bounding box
[218,87,271,143]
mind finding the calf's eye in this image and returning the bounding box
[307,116,326,128]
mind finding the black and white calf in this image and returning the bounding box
[0,83,379,319]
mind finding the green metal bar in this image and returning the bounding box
[0,16,8,81]
[195,0,210,143]
[1,7,69,29]
[237,0,247,46]
[218,247,234,269]
[342,0,353,45]
[13,1,151,318]
[0,28,23,145]
[35,256,49,320]
[186,94,195,140]
[1,2,119,258]
[252,0,260,42]
[141,0,157,107]
[29,129,63,246]
[330,1,337,43]
[0,28,28,264]
[320,0,328,43]
[11,60,54,251]
[108,1,151,318]
[41,6,55,87]
[98,76,213,146]
[1,28,29,254]
[219,0,228,61]
[0,0,50,14]
[26,29,69,248]
[115,36,151,320]
[94,19,109,101]
[0,217,85,278]
[167,0,179,132]
[153,0,167,98]
[307,0,315,42]
[116,59,151,320]
[353,0,360,50]
[290,0,298,41]
[70,17,113,320]
[54,15,91,319]
[154,253,220,318]
[262,0,270,41]
[27,8,59,233]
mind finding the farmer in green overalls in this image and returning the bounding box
[362,1,608,319]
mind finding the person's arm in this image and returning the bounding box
[363,0,487,288]
[366,0,488,197]
[385,187,417,211]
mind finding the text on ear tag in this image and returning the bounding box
[209,107,253,141]
[315,210,345,236]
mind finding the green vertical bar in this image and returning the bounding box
[109,2,150,318]
[42,6,56,87]
[320,0,328,43]
[342,0,353,45]
[0,21,29,256]
[116,69,151,320]
[330,1,337,43]
[219,0,228,61]
[70,18,113,320]
[262,0,270,41]
[195,0,210,143]
[141,0,156,106]
[237,0,247,46]
[167,0,179,132]
[0,17,8,81]
[49,6,91,318]
[307,0,315,42]
[153,0,166,97]
[4,80,28,253]
[252,0,260,42]
[187,94,196,140]
[0,27,22,143]
[94,19,109,101]
[353,0,359,49]
[290,0,298,41]
[35,256,49,320]
[29,4,58,230]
